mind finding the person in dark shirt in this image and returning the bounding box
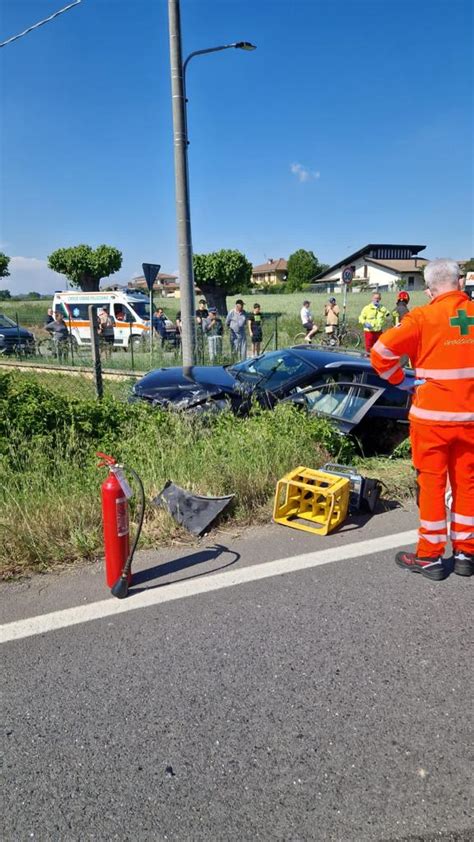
[248,302,263,356]
[195,299,209,326]
[44,307,54,326]
[204,307,223,362]
[393,291,410,325]
[152,307,167,346]
[45,311,69,359]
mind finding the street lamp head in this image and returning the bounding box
[234,41,257,51]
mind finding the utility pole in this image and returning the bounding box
[168,0,196,367]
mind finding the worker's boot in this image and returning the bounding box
[453,552,474,577]
[395,551,447,581]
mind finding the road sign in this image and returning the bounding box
[342,267,354,285]
[142,263,161,291]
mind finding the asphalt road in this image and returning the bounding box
[1,504,472,841]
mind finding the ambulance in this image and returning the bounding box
[465,272,474,301]
[51,290,151,349]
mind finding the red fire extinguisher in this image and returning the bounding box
[97,453,145,597]
[98,453,131,587]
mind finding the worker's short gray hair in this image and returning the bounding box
[424,259,461,291]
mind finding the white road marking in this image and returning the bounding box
[1,529,418,644]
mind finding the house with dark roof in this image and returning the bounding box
[128,272,180,297]
[252,258,288,286]
[313,244,429,291]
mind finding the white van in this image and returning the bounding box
[51,290,151,349]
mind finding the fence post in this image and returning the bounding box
[129,321,134,371]
[68,312,75,365]
[88,305,104,399]
[15,311,21,357]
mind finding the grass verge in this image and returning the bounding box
[1,371,355,578]
[0,371,414,579]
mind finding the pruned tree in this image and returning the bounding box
[48,244,122,292]
[0,252,10,278]
[286,249,326,292]
[193,249,253,315]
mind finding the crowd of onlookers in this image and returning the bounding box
[156,298,265,361]
[42,289,416,362]
[299,290,412,351]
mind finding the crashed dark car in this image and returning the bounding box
[131,346,414,452]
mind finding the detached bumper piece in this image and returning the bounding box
[322,462,382,513]
[273,467,350,536]
[153,481,234,536]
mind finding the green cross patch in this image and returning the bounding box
[450,309,474,336]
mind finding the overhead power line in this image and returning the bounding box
[0,0,82,49]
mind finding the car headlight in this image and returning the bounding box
[0,334,5,345]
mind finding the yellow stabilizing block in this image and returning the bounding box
[273,466,350,536]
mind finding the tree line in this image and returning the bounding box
[0,245,331,311]
[2,246,473,307]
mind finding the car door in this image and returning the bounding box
[285,381,385,433]
[113,304,136,347]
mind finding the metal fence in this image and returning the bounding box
[0,312,287,375]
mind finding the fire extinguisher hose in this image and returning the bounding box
[111,465,146,599]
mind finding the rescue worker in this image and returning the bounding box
[393,290,410,325]
[358,292,391,351]
[370,259,474,581]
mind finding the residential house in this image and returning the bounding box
[252,258,288,286]
[313,244,430,291]
[129,272,180,297]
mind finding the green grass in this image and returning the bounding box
[0,370,134,400]
[0,369,415,578]
[0,299,47,327]
[0,370,353,578]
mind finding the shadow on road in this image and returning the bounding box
[340,498,402,533]
[129,543,240,595]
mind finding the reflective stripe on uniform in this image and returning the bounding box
[450,530,474,540]
[372,340,399,360]
[451,512,474,526]
[419,532,448,544]
[415,367,474,380]
[410,406,474,422]
[379,361,402,380]
[420,519,447,530]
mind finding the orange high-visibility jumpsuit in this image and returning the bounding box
[370,289,474,559]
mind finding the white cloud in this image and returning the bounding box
[290,162,321,183]
[4,256,66,296]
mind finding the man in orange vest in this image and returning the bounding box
[371,259,474,581]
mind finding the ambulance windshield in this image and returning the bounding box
[129,301,150,320]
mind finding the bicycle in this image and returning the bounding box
[332,323,361,348]
[37,336,70,362]
[293,324,361,349]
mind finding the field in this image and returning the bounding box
[1,289,429,327]
[1,290,429,372]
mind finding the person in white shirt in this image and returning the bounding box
[300,300,319,342]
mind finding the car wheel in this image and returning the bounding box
[130,335,145,350]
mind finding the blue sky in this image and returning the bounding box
[1,0,472,293]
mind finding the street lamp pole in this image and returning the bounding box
[168,0,195,367]
[168,0,255,367]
